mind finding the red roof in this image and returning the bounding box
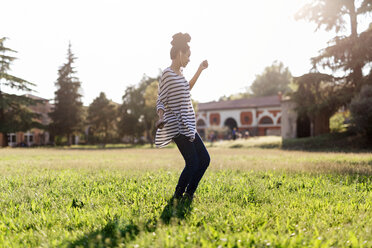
[198,95,281,111]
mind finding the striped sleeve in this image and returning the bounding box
[156,71,170,112]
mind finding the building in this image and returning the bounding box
[0,94,53,147]
[196,95,282,139]
[280,97,350,139]
[280,97,298,139]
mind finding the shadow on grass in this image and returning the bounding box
[159,196,193,225]
[47,143,177,150]
[62,145,150,150]
[67,196,193,247]
[16,144,150,150]
[282,132,372,153]
[68,218,140,248]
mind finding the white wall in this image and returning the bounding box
[281,101,297,139]
[196,107,282,129]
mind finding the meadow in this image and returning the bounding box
[0,139,371,247]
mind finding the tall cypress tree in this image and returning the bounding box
[0,37,40,147]
[49,43,83,145]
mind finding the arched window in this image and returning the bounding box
[224,118,238,130]
[259,116,273,125]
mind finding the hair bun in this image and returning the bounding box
[169,32,191,60]
[171,32,191,47]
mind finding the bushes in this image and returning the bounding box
[204,126,230,140]
[350,85,372,141]
[330,111,350,133]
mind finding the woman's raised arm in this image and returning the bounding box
[189,60,208,90]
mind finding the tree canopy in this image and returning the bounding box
[0,37,41,146]
[87,92,118,144]
[49,43,83,145]
[118,74,161,144]
[293,0,372,135]
[250,61,292,97]
[350,84,372,140]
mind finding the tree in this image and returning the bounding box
[87,92,118,144]
[296,0,372,90]
[0,37,41,147]
[118,85,145,143]
[49,43,83,145]
[291,73,351,136]
[143,80,159,146]
[218,92,252,101]
[118,74,161,144]
[350,84,372,141]
[250,61,292,97]
[294,0,372,135]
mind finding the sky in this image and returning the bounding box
[1,0,364,106]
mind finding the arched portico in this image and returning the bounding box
[224,117,238,130]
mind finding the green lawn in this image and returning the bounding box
[0,145,371,247]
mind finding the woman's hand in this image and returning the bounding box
[156,117,166,129]
[156,109,166,129]
[199,60,208,71]
[190,60,208,90]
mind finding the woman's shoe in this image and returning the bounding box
[173,193,183,200]
[182,192,194,202]
[171,193,183,205]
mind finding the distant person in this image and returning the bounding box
[245,130,250,139]
[210,131,217,147]
[232,127,237,140]
[155,32,210,202]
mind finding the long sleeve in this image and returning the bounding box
[156,72,169,112]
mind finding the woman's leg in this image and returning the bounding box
[185,133,210,197]
[173,134,199,198]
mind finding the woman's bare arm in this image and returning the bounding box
[189,60,208,90]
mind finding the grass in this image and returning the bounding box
[205,136,282,149]
[282,132,372,152]
[48,132,372,152]
[0,145,371,247]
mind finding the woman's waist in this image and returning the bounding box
[163,115,196,126]
[164,110,195,119]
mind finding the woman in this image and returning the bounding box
[155,32,210,202]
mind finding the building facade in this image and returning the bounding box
[0,94,53,147]
[280,98,298,139]
[196,95,282,139]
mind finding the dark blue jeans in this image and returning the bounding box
[173,133,210,197]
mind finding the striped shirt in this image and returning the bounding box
[155,67,196,148]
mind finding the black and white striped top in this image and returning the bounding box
[155,67,196,148]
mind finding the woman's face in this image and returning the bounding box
[179,49,191,67]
